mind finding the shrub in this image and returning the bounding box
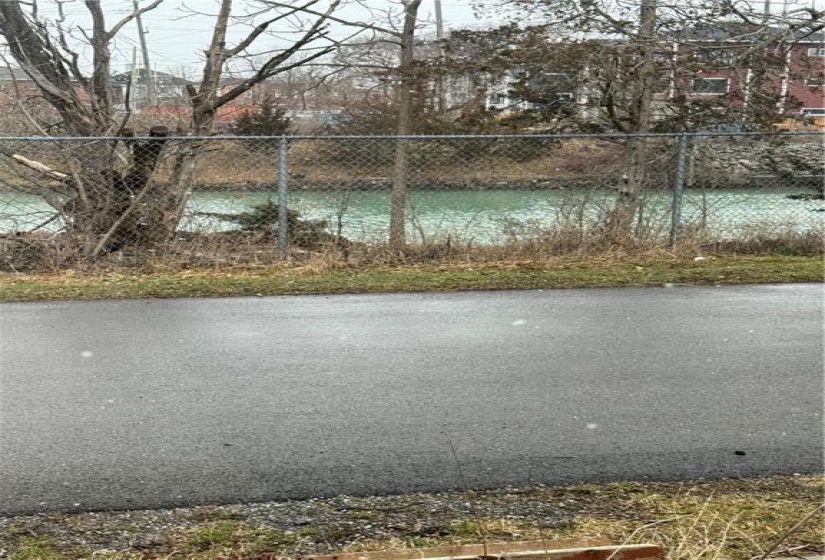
[229,96,293,152]
[227,198,328,244]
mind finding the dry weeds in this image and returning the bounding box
[0,476,821,560]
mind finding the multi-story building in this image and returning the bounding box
[465,24,824,126]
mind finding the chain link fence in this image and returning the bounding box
[0,131,821,270]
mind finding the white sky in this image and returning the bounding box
[27,0,485,74]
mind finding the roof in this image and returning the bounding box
[671,22,825,43]
[110,69,192,86]
[0,67,35,81]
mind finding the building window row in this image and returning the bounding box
[486,71,820,108]
[691,78,729,95]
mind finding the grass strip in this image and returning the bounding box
[0,255,821,303]
[0,476,822,560]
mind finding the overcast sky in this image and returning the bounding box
[27,0,485,75]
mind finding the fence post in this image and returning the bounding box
[277,135,289,251]
[670,134,690,246]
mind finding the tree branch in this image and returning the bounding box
[226,0,321,57]
[209,0,343,110]
[106,0,164,40]
[83,0,112,123]
[54,21,89,87]
[214,42,338,108]
[0,3,96,134]
[261,0,399,36]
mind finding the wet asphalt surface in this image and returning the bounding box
[0,284,822,515]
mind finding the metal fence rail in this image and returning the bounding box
[0,131,822,270]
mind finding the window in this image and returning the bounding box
[801,107,825,117]
[693,47,735,64]
[804,77,824,87]
[652,76,671,94]
[691,78,729,94]
[528,72,576,96]
[807,47,825,57]
[653,52,673,64]
[488,93,508,106]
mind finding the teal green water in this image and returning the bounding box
[2,188,822,242]
[187,188,824,242]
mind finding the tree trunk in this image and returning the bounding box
[144,116,213,249]
[610,136,647,235]
[143,0,230,249]
[606,0,657,239]
[65,144,128,252]
[389,0,422,250]
[48,129,169,256]
[0,2,171,256]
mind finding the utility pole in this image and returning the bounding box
[129,46,139,110]
[434,0,444,41]
[434,0,446,113]
[133,0,156,107]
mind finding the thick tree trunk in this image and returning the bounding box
[0,1,169,256]
[144,140,201,249]
[65,128,170,255]
[64,144,129,253]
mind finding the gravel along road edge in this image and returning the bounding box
[0,476,822,560]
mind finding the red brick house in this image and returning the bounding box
[665,24,824,119]
[474,23,824,127]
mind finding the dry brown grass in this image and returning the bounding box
[1,476,821,560]
[3,222,822,274]
[171,138,625,185]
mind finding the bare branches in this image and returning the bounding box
[0,2,95,134]
[53,19,88,87]
[261,0,399,36]
[215,43,338,109]
[82,0,112,125]
[181,0,348,132]
[0,0,427,140]
[107,0,164,40]
[227,0,322,57]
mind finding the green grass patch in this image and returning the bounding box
[175,520,299,556]
[0,255,821,303]
[8,536,60,560]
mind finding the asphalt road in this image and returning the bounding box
[1,284,822,515]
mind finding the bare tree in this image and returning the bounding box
[0,0,348,254]
[264,0,424,248]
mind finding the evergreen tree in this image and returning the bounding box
[230,96,294,143]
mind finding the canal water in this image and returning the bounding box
[1,187,821,243]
